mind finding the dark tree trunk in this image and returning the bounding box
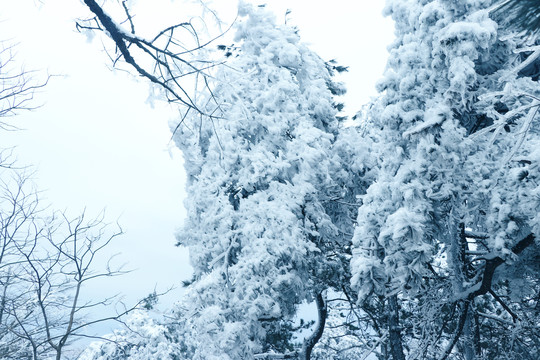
[387,295,405,360]
[301,292,327,360]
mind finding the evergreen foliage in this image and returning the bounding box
[351,0,540,358]
[493,0,540,37]
[169,3,351,358]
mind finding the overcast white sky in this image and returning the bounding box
[0,0,393,318]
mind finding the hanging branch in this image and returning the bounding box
[78,0,230,119]
[488,289,519,322]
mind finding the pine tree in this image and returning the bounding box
[172,3,350,358]
[351,0,540,358]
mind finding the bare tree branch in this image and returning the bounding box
[78,0,232,125]
[0,44,49,130]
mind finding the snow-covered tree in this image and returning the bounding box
[351,0,540,359]
[171,3,351,358]
[80,310,185,360]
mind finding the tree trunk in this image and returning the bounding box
[387,295,405,360]
[301,292,327,360]
[450,222,475,359]
[462,312,475,360]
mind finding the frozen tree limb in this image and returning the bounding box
[78,0,230,120]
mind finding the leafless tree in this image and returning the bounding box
[0,39,145,360]
[11,211,133,360]
[1,39,45,357]
[0,169,151,360]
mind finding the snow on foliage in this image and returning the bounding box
[169,2,351,358]
[80,310,184,360]
[351,0,540,358]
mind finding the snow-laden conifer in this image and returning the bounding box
[79,311,184,360]
[171,3,349,358]
[352,0,540,358]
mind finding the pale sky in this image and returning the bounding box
[0,0,393,324]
